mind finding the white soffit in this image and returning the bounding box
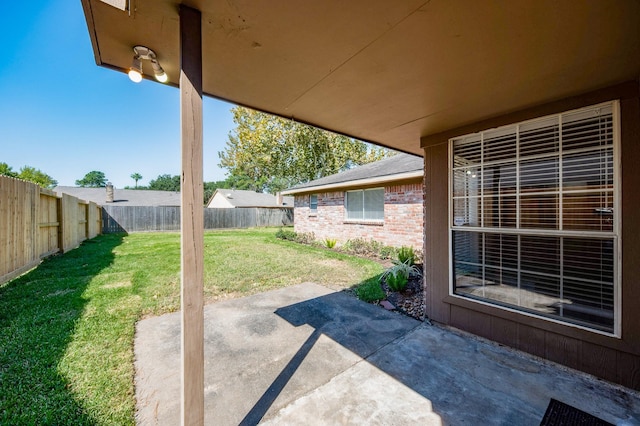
[99,0,126,12]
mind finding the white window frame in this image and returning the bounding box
[448,101,621,337]
[345,188,384,222]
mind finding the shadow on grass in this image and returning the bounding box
[0,234,125,425]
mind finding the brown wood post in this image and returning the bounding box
[180,5,204,426]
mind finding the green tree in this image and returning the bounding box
[0,162,18,178]
[76,171,107,187]
[18,166,58,188]
[148,174,181,192]
[219,106,393,194]
[130,172,142,188]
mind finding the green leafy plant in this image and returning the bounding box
[275,228,297,241]
[385,269,409,291]
[397,246,416,266]
[381,259,422,292]
[324,238,337,249]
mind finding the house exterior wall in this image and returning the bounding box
[293,182,423,249]
[207,193,234,208]
[421,81,640,390]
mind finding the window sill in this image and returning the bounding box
[308,213,317,217]
[343,219,384,226]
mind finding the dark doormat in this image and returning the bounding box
[540,399,613,426]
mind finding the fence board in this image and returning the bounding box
[87,201,101,239]
[38,190,60,257]
[0,176,102,284]
[101,206,293,233]
[0,177,40,283]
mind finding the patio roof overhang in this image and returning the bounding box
[80,1,640,423]
[81,0,640,155]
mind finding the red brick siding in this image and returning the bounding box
[293,183,423,249]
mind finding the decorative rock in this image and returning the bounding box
[380,300,396,310]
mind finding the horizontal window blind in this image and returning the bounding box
[450,102,618,333]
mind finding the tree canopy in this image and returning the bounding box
[0,162,17,178]
[148,174,180,192]
[128,174,229,205]
[130,172,142,188]
[219,106,393,193]
[18,166,58,188]
[0,162,57,188]
[76,171,107,188]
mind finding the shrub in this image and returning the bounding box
[385,269,409,291]
[341,238,383,257]
[275,228,297,241]
[396,246,416,266]
[380,260,422,292]
[324,238,337,249]
[379,245,396,260]
[294,232,316,245]
[413,248,424,264]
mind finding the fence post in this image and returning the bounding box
[56,193,64,254]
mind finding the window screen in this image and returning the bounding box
[450,102,618,333]
[346,189,384,220]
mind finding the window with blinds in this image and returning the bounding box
[346,188,384,221]
[450,102,618,333]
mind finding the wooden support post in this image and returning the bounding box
[180,5,204,426]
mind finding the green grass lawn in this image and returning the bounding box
[0,228,383,424]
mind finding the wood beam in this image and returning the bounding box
[179,5,204,426]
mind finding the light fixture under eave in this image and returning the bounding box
[128,55,143,83]
[128,46,168,84]
[150,60,168,83]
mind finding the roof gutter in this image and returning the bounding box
[281,170,423,195]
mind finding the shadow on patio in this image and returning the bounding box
[134,282,640,425]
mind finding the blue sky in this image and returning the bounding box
[0,0,236,188]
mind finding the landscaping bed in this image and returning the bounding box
[379,267,425,321]
[274,230,426,322]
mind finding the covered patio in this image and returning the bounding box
[81,1,640,423]
[134,283,640,425]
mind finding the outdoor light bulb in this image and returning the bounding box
[128,56,143,83]
[154,70,168,83]
[128,69,143,83]
[151,61,168,83]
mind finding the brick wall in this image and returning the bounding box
[293,182,423,249]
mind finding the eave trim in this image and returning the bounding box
[281,170,423,195]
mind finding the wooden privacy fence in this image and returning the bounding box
[0,176,101,284]
[102,205,293,233]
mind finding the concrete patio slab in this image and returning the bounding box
[134,282,640,425]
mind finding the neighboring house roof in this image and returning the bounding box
[54,186,181,206]
[281,153,423,195]
[207,189,294,208]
